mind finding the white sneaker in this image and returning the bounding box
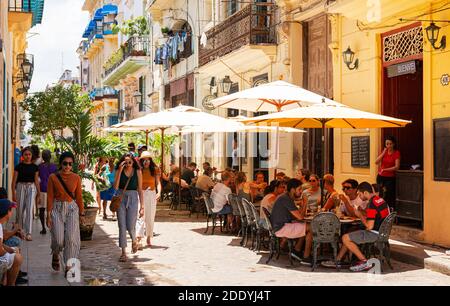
[350,260,371,272]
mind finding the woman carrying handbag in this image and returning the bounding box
[114,153,144,262]
[46,152,84,275]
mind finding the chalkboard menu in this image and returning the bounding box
[434,118,450,181]
[351,136,370,168]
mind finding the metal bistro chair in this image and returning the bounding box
[262,207,295,266]
[202,192,223,235]
[236,196,248,245]
[189,187,206,218]
[248,201,266,253]
[367,212,397,271]
[311,212,341,271]
[241,198,257,249]
[227,194,242,236]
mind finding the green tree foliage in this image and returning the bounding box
[112,16,149,36]
[21,84,92,146]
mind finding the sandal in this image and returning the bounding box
[131,241,138,254]
[52,255,60,271]
[119,254,127,262]
[25,234,32,241]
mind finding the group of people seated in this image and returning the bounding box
[204,165,390,272]
[0,188,27,286]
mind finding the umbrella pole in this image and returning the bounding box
[145,130,149,147]
[178,130,182,209]
[320,120,326,208]
[274,126,280,180]
[160,128,165,174]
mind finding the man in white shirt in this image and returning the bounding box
[211,171,233,228]
[1,199,24,286]
[339,179,368,217]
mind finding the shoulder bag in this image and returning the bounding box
[109,171,132,213]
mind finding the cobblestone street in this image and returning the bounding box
[20,202,450,286]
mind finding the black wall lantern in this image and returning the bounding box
[342,46,359,70]
[426,22,446,50]
[221,75,233,94]
[21,60,33,76]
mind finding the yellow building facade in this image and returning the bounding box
[326,0,450,247]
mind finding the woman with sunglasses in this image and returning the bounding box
[301,174,321,214]
[11,147,41,241]
[259,180,286,228]
[139,151,161,247]
[114,153,144,262]
[46,152,83,274]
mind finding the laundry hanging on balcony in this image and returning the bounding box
[154,31,191,69]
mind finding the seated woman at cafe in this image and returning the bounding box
[295,168,311,191]
[301,174,321,213]
[171,167,189,189]
[260,180,286,221]
[196,167,215,192]
[249,172,268,202]
[321,174,340,212]
[234,172,251,202]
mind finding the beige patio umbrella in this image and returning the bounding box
[210,80,329,177]
[242,100,412,204]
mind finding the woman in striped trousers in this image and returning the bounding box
[11,147,41,241]
[46,152,84,274]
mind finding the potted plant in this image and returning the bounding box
[80,189,98,241]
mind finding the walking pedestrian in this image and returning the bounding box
[139,151,161,247]
[100,158,116,220]
[114,153,144,262]
[11,147,40,241]
[38,150,57,235]
[46,151,84,275]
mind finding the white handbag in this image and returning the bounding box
[136,218,146,238]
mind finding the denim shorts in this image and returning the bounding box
[218,204,232,215]
[4,236,21,248]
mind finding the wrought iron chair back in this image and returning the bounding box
[227,193,241,217]
[311,212,341,243]
[202,192,214,215]
[377,212,397,242]
[241,198,256,226]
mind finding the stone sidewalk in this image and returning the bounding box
[18,209,450,286]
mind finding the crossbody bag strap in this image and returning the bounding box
[121,170,133,193]
[56,173,75,201]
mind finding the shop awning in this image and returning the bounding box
[102,4,118,16]
[93,8,103,21]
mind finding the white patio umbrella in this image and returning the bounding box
[110,105,244,208]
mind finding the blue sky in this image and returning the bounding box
[28,0,89,92]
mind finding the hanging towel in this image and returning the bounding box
[200,32,208,48]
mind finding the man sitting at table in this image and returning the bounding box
[338,179,368,217]
[249,172,268,202]
[196,167,215,192]
[270,178,313,264]
[211,171,234,231]
[322,181,390,271]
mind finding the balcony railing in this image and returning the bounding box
[8,0,32,12]
[104,36,150,77]
[199,3,277,67]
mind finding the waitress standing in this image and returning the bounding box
[375,135,400,210]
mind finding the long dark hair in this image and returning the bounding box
[264,180,285,196]
[140,157,157,176]
[385,135,397,150]
[58,151,75,171]
[116,153,140,170]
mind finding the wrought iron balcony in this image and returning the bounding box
[104,36,151,85]
[199,4,277,67]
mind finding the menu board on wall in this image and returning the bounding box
[351,136,370,168]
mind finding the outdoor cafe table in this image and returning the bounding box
[303,215,362,225]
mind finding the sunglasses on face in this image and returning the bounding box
[62,161,73,167]
[309,179,317,183]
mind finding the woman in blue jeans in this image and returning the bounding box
[114,153,144,262]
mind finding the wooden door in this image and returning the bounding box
[382,61,423,169]
[302,14,333,177]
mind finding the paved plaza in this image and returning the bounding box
[19,205,450,286]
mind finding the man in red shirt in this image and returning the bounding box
[322,182,390,271]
